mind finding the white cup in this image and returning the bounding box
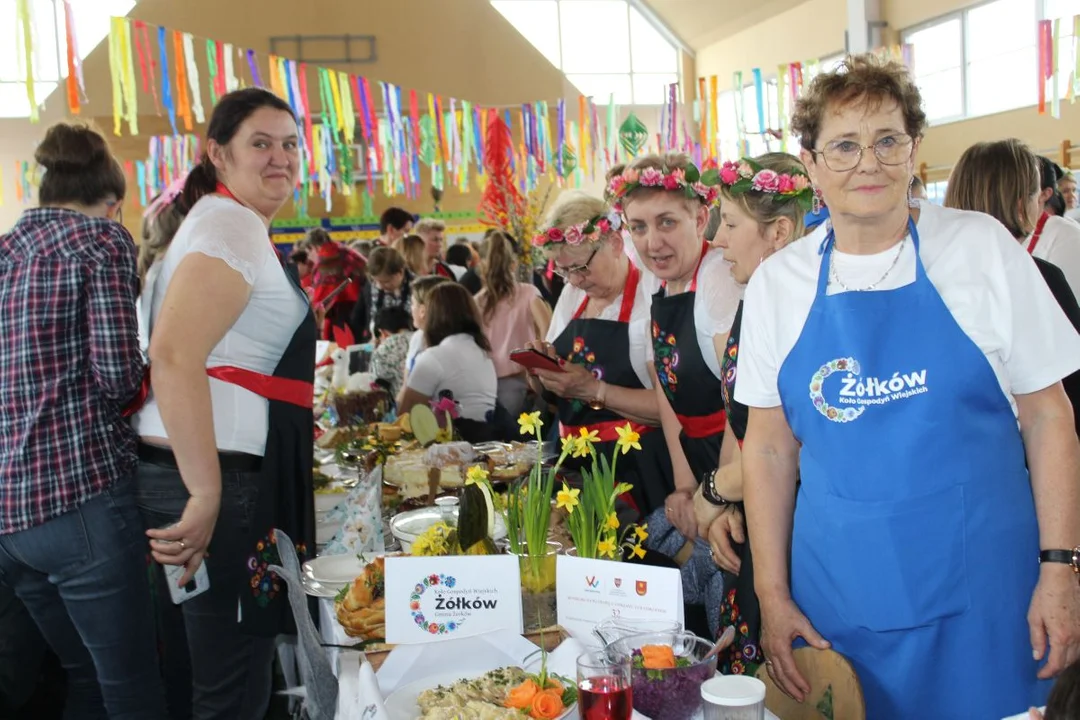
[701,675,767,720]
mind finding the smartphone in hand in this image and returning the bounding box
[510,348,565,373]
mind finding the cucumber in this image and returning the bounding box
[411,405,440,447]
[457,481,496,555]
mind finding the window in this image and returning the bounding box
[903,0,1066,124]
[0,0,135,118]
[924,180,948,205]
[492,0,680,104]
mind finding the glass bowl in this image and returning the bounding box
[606,631,718,720]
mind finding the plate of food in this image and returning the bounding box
[384,662,576,720]
[333,556,387,642]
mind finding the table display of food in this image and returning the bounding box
[306,368,778,720]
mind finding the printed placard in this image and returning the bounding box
[556,555,683,645]
[384,555,523,644]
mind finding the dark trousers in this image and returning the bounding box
[0,478,168,720]
[0,581,53,715]
[135,459,275,720]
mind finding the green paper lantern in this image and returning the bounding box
[619,113,649,158]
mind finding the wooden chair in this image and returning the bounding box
[753,647,866,720]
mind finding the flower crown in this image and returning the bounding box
[606,163,721,212]
[532,211,622,248]
[719,158,814,212]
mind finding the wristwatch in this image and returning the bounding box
[1039,547,1080,574]
[701,468,729,507]
[588,380,608,411]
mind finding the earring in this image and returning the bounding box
[907,177,919,208]
[812,186,823,215]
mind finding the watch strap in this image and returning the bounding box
[700,469,728,507]
[1039,548,1080,572]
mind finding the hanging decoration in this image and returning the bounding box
[618,113,648,158]
[15,0,37,122]
[63,0,85,114]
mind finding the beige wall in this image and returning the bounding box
[696,0,848,92]
[695,0,1078,173]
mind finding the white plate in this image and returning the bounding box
[384,669,574,720]
[300,574,342,599]
[303,554,366,586]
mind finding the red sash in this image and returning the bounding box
[122,365,313,417]
[678,410,727,438]
[559,419,654,443]
[1027,212,1050,255]
[572,264,639,323]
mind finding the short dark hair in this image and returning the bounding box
[374,305,412,335]
[424,283,492,352]
[35,122,125,206]
[178,88,296,214]
[1038,156,1065,191]
[289,249,309,264]
[445,244,473,267]
[368,246,406,277]
[379,207,413,234]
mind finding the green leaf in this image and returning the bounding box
[731,178,754,193]
[334,583,349,603]
[683,163,700,184]
[700,168,720,186]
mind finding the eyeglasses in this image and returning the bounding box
[552,247,600,279]
[811,134,914,172]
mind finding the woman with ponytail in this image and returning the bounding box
[476,231,553,417]
[132,87,316,719]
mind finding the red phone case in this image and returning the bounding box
[510,349,564,373]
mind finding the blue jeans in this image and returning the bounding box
[136,459,275,720]
[0,477,168,720]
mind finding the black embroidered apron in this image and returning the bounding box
[650,242,727,479]
[715,301,763,674]
[552,265,673,515]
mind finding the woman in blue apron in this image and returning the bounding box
[130,89,317,720]
[526,191,672,516]
[735,55,1080,719]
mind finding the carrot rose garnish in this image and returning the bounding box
[530,688,566,719]
[505,678,540,709]
[640,644,677,669]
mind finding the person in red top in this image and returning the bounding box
[308,228,365,339]
[288,247,315,292]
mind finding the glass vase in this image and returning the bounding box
[507,540,561,632]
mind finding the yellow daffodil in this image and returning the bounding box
[577,426,600,446]
[555,484,580,513]
[518,411,542,437]
[465,465,489,486]
[560,434,577,456]
[615,423,642,455]
[605,511,620,531]
[597,537,617,558]
[633,524,649,542]
[572,438,591,459]
[631,542,646,559]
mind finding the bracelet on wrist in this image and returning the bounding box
[700,468,728,507]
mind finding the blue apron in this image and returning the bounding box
[776,218,1049,719]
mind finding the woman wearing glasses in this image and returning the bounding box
[526,191,673,515]
[737,55,1080,718]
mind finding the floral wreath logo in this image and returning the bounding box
[410,573,461,635]
[809,357,865,423]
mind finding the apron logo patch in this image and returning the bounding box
[809,357,929,422]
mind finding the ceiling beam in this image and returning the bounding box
[628,0,695,57]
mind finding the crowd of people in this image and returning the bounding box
[1,52,1080,720]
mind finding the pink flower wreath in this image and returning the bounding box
[532,210,623,248]
[718,158,814,211]
[606,162,721,212]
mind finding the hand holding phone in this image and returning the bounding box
[510,347,565,373]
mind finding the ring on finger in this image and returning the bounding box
[178,540,187,550]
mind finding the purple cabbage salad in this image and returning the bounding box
[629,648,716,720]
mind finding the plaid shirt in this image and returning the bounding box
[0,208,145,534]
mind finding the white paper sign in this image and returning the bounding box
[384,555,523,644]
[556,555,683,646]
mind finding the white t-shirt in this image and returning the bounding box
[405,330,426,378]
[407,333,498,421]
[736,202,1080,416]
[137,259,163,353]
[643,249,743,381]
[1029,215,1080,302]
[547,267,657,389]
[1065,207,1080,223]
[134,195,308,455]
